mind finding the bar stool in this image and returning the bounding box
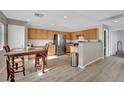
[3,45,25,81]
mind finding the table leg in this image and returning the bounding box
[10,57,15,82]
[42,57,45,73]
[6,60,10,81]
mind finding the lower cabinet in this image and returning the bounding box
[48,45,56,56]
[28,47,36,59]
[28,45,56,59]
[66,44,73,53]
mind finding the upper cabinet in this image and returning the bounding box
[28,28,72,40]
[71,28,98,40]
[83,28,98,40]
[28,28,36,39]
[66,32,72,40]
[28,28,48,39]
[47,30,55,40]
[36,29,48,39]
[60,32,71,40]
[28,28,98,40]
[71,32,77,40]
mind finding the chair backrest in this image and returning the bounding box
[3,45,10,53]
[45,44,49,51]
[45,44,49,54]
[3,45,11,61]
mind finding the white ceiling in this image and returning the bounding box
[2,10,124,31]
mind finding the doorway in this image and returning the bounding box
[104,29,110,56]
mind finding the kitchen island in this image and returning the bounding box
[78,41,104,69]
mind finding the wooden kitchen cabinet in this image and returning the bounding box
[83,28,98,40]
[28,28,36,39]
[47,31,71,40]
[66,32,71,40]
[28,47,36,59]
[83,30,90,39]
[90,29,98,39]
[47,30,55,40]
[28,45,56,59]
[71,28,98,40]
[66,44,73,53]
[53,31,59,36]
[28,27,75,40]
[28,27,98,40]
[71,32,77,40]
[48,45,56,56]
[36,29,48,39]
[28,28,48,39]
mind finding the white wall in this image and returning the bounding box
[78,42,103,68]
[8,25,25,49]
[0,11,8,72]
[111,30,124,55]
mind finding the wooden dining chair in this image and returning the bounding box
[35,44,49,72]
[3,45,25,81]
[43,44,49,67]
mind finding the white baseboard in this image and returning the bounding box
[78,65,85,69]
[78,57,104,69]
[85,57,104,67]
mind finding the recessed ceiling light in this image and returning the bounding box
[113,20,118,23]
[26,19,30,22]
[64,16,68,19]
[51,24,55,26]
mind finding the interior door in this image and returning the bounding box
[104,29,109,56]
[104,30,106,56]
[8,25,25,49]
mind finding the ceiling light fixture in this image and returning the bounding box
[113,20,118,23]
[51,24,55,26]
[26,19,30,22]
[64,16,68,19]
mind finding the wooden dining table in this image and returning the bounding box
[4,48,46,82]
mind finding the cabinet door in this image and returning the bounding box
[76,31,81,39]
[53,31,58,35]
[71,32,77,40]
[48,45,55,55]
[56,31,62,35]
[28,28,36,39]
[66,45,70,53]
[36,29,42,39]
[68,32,73,40]
[83,29,98,40]
[62,32,68,39]
[90,29,98,39]
[66,32,71,40]
[47,30,55,40]
[42,29,48,39]
[36,29,48,39]
[83,30,90,40]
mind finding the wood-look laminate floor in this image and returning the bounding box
[1,55,124,82]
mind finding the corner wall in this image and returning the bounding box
[0,11,8,72]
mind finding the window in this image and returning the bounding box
[0,22,4,49]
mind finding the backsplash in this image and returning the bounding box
[28,40,53,46]
[28,39,71,46]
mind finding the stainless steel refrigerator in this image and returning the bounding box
[54,34,66,55]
